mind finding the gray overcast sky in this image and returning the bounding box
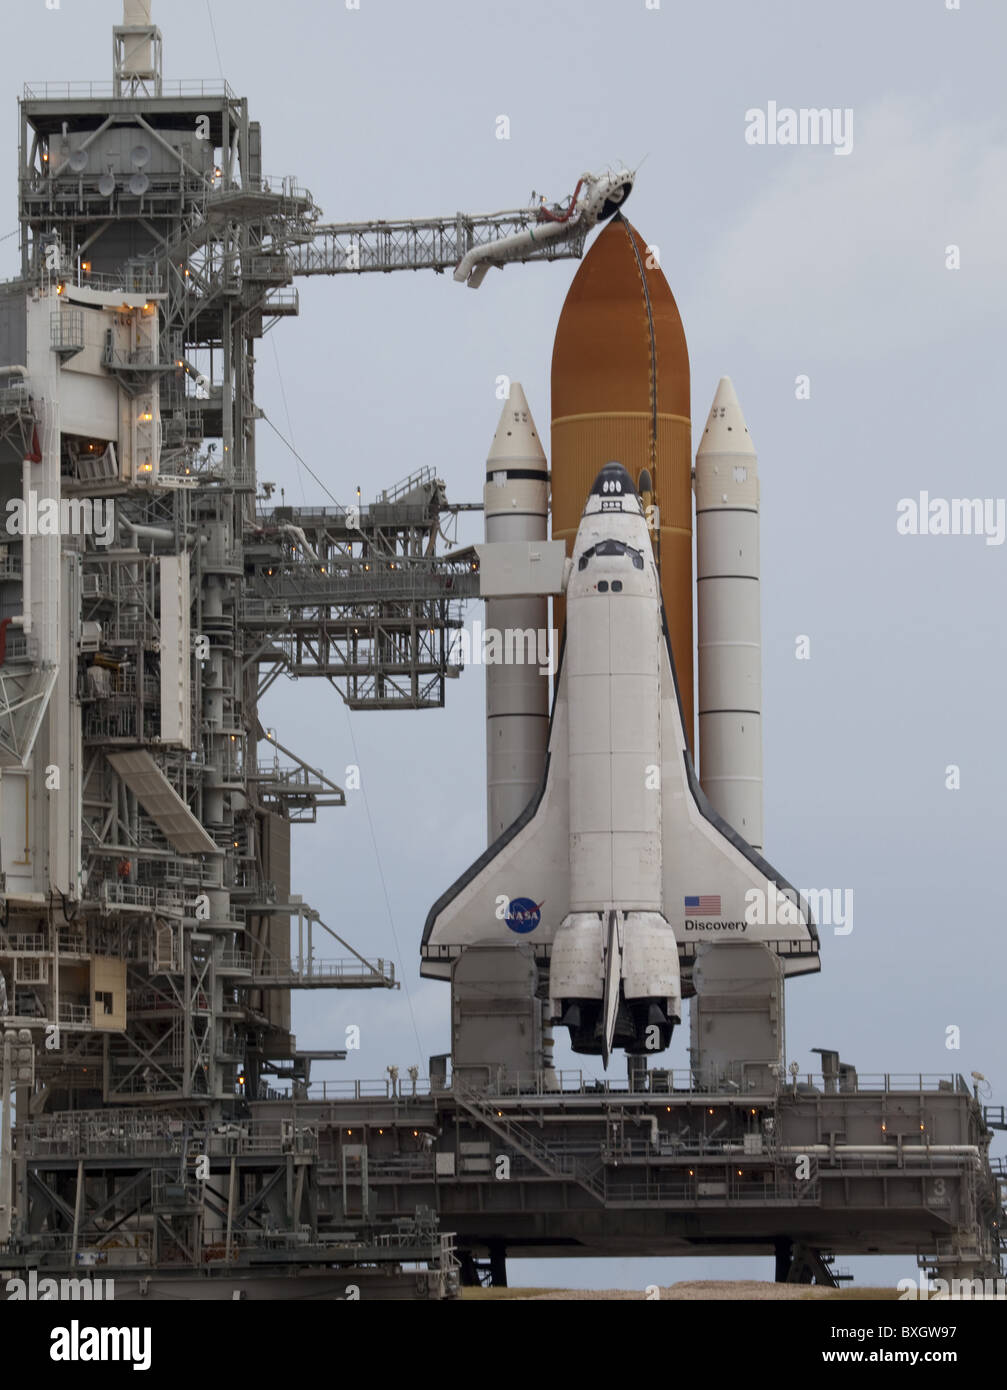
[6,0,1005,1289]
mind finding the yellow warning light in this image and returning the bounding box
[708,1108,714,1115]
[688,1169,694,1176]
[412,1130,418,1137]
[82,261,91,274]
[881,1123,887,1132]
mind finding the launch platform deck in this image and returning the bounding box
[4,1069,1001,1296]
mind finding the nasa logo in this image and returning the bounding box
[505,897,542,934]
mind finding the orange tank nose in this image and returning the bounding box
[550,213,694,751]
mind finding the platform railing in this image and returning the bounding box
[273,1068,974,1102]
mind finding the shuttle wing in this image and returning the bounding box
[657,617,821,976]
[420,662,572,978]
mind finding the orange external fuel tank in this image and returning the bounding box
[550,213,694,751]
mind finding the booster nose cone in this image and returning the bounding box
[697,376,757,459]
[589,461,636,499]
[486,382,547,474]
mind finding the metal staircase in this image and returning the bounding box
[454,1089,606,1202]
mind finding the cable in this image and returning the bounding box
[269,337,306,507]
[260,414,346,511]
[204,0,225,82]
[259,413,393,557]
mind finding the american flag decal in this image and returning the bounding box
[685,895,721,915]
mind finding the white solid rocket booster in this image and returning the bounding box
[695,376,763,852]
[484,384,550,840]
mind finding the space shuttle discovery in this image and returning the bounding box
[421,462,820,1062]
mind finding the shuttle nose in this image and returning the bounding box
[589,461,636,498]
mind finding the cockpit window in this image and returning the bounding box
[578,540,645,571]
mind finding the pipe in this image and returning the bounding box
[19,458,32,634]
[538,179,585,223]
[454,171,632,287]
[454,215,577,287]
[277,524,320,565]
[117,516,175,544]
[781,1145,980,1157]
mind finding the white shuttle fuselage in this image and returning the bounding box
[552,464,680,1060]
[421,462,819,1064]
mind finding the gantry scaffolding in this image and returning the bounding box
[0,3,596,1293]
[1,11,543,1114]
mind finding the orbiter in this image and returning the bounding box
[421,462,819,1063]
